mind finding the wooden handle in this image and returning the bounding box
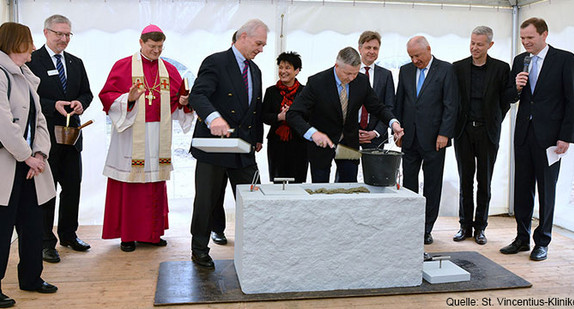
[78,120,94,130]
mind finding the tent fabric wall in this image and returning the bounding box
[6,0,572,230]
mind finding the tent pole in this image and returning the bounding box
[508,4,519,216]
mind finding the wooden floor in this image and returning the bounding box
[4,215,574,309]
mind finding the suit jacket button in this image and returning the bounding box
[253,111,256,114]
[231,110,236,113]
[530,101,534,104]
[248,125,252,129]
[228,93,233,96]
[238,125,242,128]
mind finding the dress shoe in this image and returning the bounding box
[42,248,60,263]
[530,246,548,261]
[120,241,136,252]
[453,228,472,242]
[21,282,58,294]
[474,230,487,245]
[0,293,15,308]
[60,238,91,251]
[139,238,168,246]
[424,233,433,245]
[192,252,215,269]
[500,238,530,254]
[211,232,227,245]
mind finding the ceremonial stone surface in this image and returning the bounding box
[235,183,426,294]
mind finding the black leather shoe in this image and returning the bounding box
[453,228,472,242]
[60,238,91,251]
[21,282,58,294]
[139,238,167,246]
[0,293,15,308]
[120,241,136,252]
[530,246,548,261]
[211,232,227,245]
[424,232,433,245]
[192,252,215,269]
[474,230,487,245]
[500,238,530,254]
[42,248,60,263]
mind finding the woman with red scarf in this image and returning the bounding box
[262,52,308,183]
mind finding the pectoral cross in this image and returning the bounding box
[145,92,155,105]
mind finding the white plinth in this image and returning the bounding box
[191,138,251,153]
[235,183,426,294]
[423,260,471,284]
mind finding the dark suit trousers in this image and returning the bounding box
[454,125,499,231]
[0,162,44,291]
[514,122,560,247]
[209,174,227,234]
[191,161,259,254]
[267,138,308,183]
[311,159,358,183]
[42,144,82,249]
[402,133,446,234]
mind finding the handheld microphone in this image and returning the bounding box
[523,55,531,73]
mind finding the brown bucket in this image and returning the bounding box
[54,120,93,145]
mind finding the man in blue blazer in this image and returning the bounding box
[287,47,403,183]
[189,19,267,269]
[357,31,396,151]
[500,18,574,261]
[28,15,93,263]
[395,36,458,245]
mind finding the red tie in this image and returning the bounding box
[360,67,370,129]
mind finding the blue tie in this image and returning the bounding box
[54,54,67,93]
[416,68,426,97]
[529,55,538,93]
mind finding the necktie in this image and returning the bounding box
[416,68,426,97]
[54,54,67,93]
[340,84,348,123]
[360,67,369,129]
[529,55,538,93]
[242,60,249,94]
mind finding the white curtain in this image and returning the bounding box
[12,0,572,230]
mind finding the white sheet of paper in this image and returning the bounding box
[546,146,567,166]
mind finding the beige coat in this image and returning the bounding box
[0,51,56,206]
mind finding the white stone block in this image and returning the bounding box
[235,183,426,294]
[423,260,471,284]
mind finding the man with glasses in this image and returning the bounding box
[28,14,93,263]
[99,24,192,252]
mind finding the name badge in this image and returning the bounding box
[47,69,58,76]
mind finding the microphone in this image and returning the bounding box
[523,55,531,73]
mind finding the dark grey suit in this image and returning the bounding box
[395,57,458,234]
[28,45,92,249]
[511,45,574,247]
[359,64,396,149]
[189,48,263,255]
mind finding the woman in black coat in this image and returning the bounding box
[262,52,308,183]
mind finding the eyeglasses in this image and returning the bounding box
[47,29,73,39]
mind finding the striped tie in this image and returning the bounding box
[242,60,249,94]
[54,54,67,93]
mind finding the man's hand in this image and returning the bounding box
[311,131,334,149]
[209,117,230,137]
[436,135,449,151]
[127,84,145,102]
[515,71,529,92]
[179,94,189,106]
[359,129,377,144]
[70,100,84,115]
[555,140,570,154]
[255,142,263,152]
[392,122,404,142]
[55,100,71,117]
